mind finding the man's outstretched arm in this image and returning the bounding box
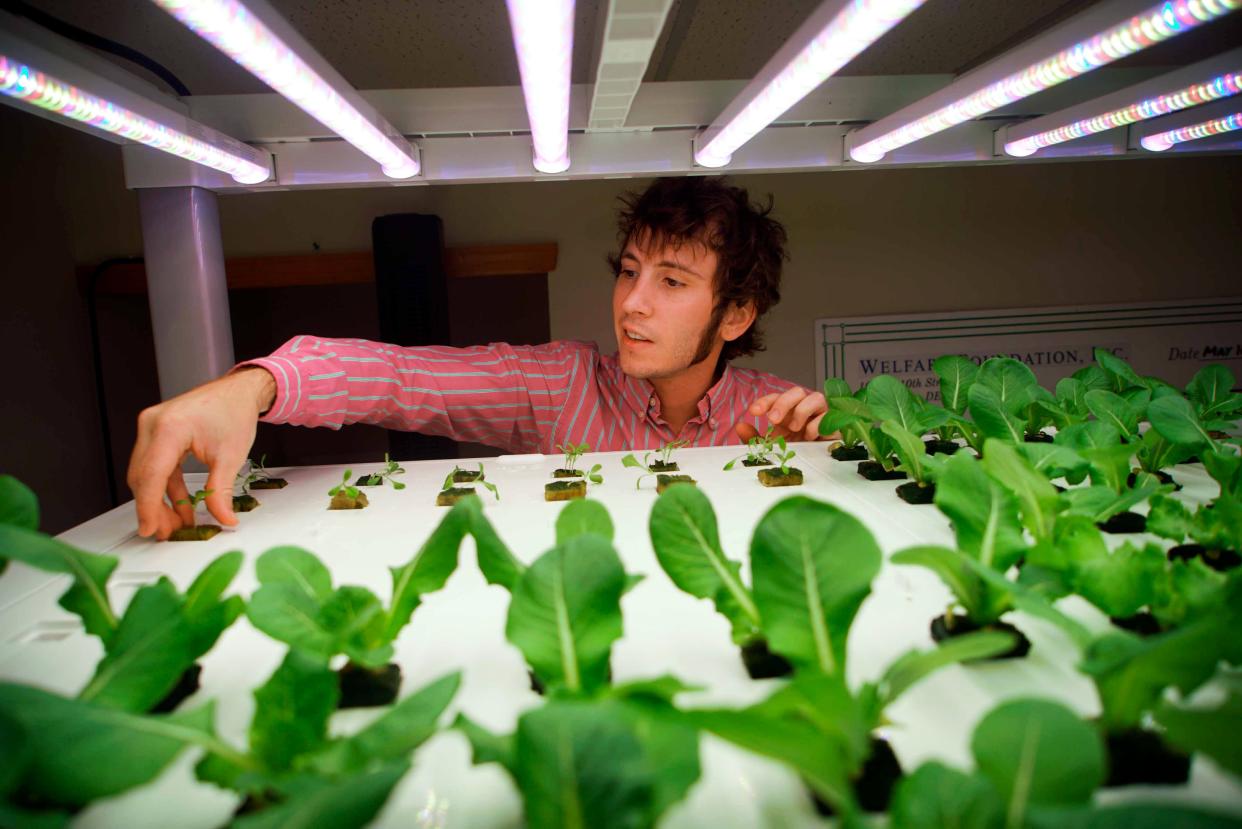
[129,367,274,540]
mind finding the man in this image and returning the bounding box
[129,176,828,540]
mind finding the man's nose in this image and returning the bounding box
[621,273,654,315]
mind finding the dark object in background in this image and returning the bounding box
[372,214,457,463]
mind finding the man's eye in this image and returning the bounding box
[663,277,683,288]
[620,269,638,279]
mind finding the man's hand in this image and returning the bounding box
[128,367,275,540]
[736,386,828,443]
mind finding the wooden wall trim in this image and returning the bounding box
[82,243,558,295]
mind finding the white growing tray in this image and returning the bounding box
[1,443,1239,827]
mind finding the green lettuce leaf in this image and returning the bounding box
[649,485,760,642]
[505,535,626,695]
[971,698,1104,811]
[749,497,881,675]
[0,684,219,808]
[556,498,615,544]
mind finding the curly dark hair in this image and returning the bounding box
[607,176,787,364]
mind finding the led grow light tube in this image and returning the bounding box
[1004,47,1242,156]
[850,0,1241,163]
[694,0,928,168]
[506,0,575,174]
[1141,110,1242,149]
[152,0,420,178]
[0,52,270,184]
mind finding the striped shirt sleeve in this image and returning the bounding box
[239,335,583,453]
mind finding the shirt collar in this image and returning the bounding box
[620,363,736,428]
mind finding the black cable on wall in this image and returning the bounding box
[2,0,193,97]
[85,257,144,508]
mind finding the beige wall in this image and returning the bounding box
[63,152,1242,391]
[4,102,1241,529]
[209,156,1242,390]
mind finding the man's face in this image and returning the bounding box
[612,234,726,381]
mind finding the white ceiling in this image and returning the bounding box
[18,0,1242,98]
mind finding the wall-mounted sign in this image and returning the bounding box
[815,298,1242,402]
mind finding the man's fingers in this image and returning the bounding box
[804,412,829,441]
[748,393,779,418]
[735,421,759,443]
[786,392,828,434]
[203,449,246,528]
[130,421,190,538]
[766,386,809,426]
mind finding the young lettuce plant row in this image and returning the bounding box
[356,453,406,490]
[622,439,697,492]
[172,488,221,540]
[2,470,1240,826]
[545,442,604,501]
[438,463,500,506]
[724,427,804,487]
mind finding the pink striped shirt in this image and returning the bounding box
[244,336,795,453]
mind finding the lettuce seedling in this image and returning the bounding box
[192,652,461,819]
[1185,363,1242,422]
[823,375,947,479]
[1019,512,1231,635]
[757,439,804,487]
[894,693,1242,825]
[1093,346,1165,395]
[462,499,653,691]
[1147,491,1242,571]
[356,453,406,489]
[1,476,243,714]
[881,420,945,503]
[327,469,367,510]
[1054,421,1167,532]
[0,683,227,821]
[1035,375,1093,432]
[1148,393,1241,487]
[1080,602,1242,786]
[554,441,603,482]
[647,484,771,676]
[723,425,778,470]
[497,532,626,694]
[966,357,1045,445]
[892,451,1033,657]
[546,443,603,500]
[438,462,499,504]
[687,630,1014,819]
[1202,446,1242,499]
[930,354,978,451]
[171,488,220,541]
[233,465,262,513]
[622,438,688,477]
[890,699,1108,828]
[623,440,694,490]
[245,500,473,707]
[456,679,701,829]
[246,453,288,489]
[821,377,871,459]
[649,490,885,679]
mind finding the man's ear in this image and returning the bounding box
[720,300,757,343]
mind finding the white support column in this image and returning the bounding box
[137,186,235,401]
